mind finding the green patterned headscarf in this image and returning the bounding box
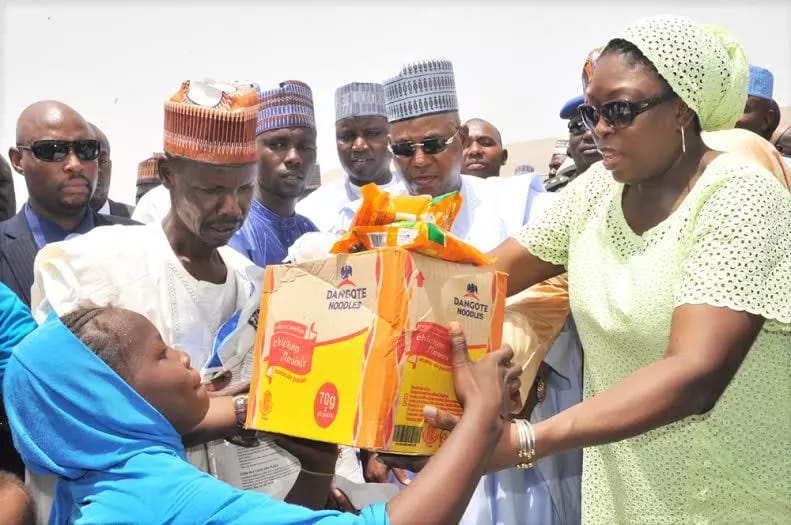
[612,15,749,131]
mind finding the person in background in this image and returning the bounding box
[229,80,318,266]
[735,65,780,141]
[546,95,603,192]
[0,157,15,221]
[562,95,602,177]
[297,82,404,232]
[483,15,790,523]
[461,118,508,178]
[0,101,135,307]
[132,176,170,223]
[88,123,134,218]
[135,152,164,203]
[513,164,535,176]
[545,139,568,184]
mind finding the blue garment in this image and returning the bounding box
[516,318,583,525]
[23,202,95,249]
[229,200,317,267]
[3,313,389,525]
[0,282,36,386]
[460,317,583,525]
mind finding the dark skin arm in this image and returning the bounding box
[181,378,339,510]
[489,239,565,297]
[385,323,519,525]
[483,304,764,470]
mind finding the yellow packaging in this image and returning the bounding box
[246,248,507,454]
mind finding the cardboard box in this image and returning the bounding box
[246,248,507,454]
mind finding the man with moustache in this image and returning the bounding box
[380,59,545,251]
[297,82,405,232]
[229,81,318,266]
[461,118,508,178]
[0,101,134,307]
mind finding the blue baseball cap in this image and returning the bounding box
[560,95,584,119]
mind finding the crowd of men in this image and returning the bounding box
[0,48,788,525]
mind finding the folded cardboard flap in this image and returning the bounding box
[247,248,506,455]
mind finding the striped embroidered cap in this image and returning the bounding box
[136,152,165,185]
[163,80,259,165]
[257,80,316,135]
[335,82,387,121]
[383,59,458,123]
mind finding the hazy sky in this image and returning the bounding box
[2,0,789,205]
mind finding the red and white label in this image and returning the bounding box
[314,383,339,428]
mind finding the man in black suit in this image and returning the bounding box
[1,101,136,307]
[88,123,134,218]
[0,156,15,221]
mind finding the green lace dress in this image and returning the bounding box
[516,153,791,524]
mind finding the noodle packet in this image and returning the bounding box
[351,221,493,266]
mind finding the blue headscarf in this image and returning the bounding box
[0,282,36,385]
[3,313,389,525]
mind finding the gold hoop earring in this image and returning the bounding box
[681,127,686,155]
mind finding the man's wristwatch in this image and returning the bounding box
[233,394,248,428]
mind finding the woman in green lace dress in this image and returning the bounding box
[480,15,791,524]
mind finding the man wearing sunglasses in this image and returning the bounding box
[0,101,136,308]
[88,124,134,219]
[382,59,544,252]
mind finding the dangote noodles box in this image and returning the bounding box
[246,247,507,455]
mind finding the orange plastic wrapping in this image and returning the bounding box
[350,222,493,266]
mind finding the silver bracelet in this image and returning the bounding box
[515,419,536,469]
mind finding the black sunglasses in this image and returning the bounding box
[567,119,587,136]
[578,91,678,131]
[17,140,101,162]
[389,129,459,158]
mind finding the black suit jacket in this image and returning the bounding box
[0,209,138,306]
[107,198,135,219]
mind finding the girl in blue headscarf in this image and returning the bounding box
[3,306,517,525]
